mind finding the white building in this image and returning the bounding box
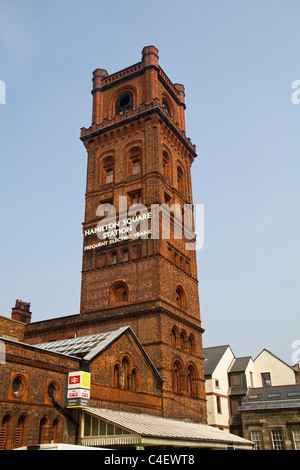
[204,346,299,435]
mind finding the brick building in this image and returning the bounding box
[22,45,207,422]
[0,47,254,450]
[240,384,300,450]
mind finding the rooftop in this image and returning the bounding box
[83,408,253,449]
[240,384,300,411]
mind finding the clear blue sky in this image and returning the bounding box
[0,0,299,365]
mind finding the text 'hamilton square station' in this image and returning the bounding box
[0,46,253,450]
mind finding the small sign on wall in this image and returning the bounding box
[66,371,91,408]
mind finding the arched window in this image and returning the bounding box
[114,364,121,388]
[177,165,185,195]
[111,282,129,305]
[38,416,48,444]
[175,286,186,309]
[100,155,114,185]
[171,327,178,347]
[186,365,197,398]
[121,357,130,389]
[51,418,60,443]
[163,151,171,181]
[180,330,187,351]
[188,334,195,354]
[14,415,26,449]
[115,91,133,114]
[131,368,138,391]
[128,146,142,176]
[0,414,12,450]
[172,360,184,394]
[162,97,172,116]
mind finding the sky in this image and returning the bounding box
[0,0,299,365]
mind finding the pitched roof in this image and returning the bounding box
[228,356,252,373]
[34,327,127,358]
[85,408,253,448]
[203,345,231,376]
[240,384,300,411]
[34,326,163,385]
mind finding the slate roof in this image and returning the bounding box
[239,384,300,411]
[203,345,231,376]
[228,356,252,373]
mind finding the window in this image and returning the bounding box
[171,327,178,347]
[100,155,114,186]
[122,249,129,262]
[128,146,142,177]
[130,191,142,206]
[47,382,57,400]
[38,417,48,444]
[261,372,271,387]
[115,91,133,114]
[230,373,241,387]
[0,415,11,450]
[131,368,138,391]
[133,159,140,175]
[14,415,26,449]
[111,282,129,305]
[180,331,187,350]
[231,397,242,416]
[292,429,300,450]
[106,168,113,184]
[163,151,171,181]
[11,374,26,398]
[216,396,222,414]
[177,165,185,195]
[187,365,197,398]
[188,334,195,354]
[121,357,130,389]
[162,97,172,115]
[271,429,285,450]
[288,391,300,397]
[111,252,118,265]
[268,392,280,398]
[172,361,183,394]
[51,418,60,443]
[250,430,264,450]
[83,413,130,437]
[114,364,121,388]
[175,286,186,309]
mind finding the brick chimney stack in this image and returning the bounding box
[11,299,32,324]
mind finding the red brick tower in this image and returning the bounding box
[79,46,206,422]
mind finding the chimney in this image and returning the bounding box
[11,299,32,324]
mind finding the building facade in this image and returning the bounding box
[0,47,215,449]
[240,384,300,450]
[204,345,299,437]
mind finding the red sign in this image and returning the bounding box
[69,374,80,386]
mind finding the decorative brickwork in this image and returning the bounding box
[0,47,207,449]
